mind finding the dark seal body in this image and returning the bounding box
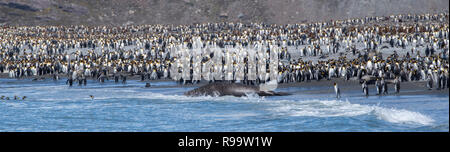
[184,83,289,97]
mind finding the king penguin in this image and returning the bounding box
[362,80,369,97]
[334,82,341,99]
[394,77,400,94]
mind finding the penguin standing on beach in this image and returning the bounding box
[447,72,449,89]
[394,77,400,94]
[114,73,120,83]
[436,71,442,90]
[121,74,127,84]
[67,76,73,86]
[381,78,388,95]
[82,75,87,86]
[53,73,59,81]
[140,72,146,81]
[440,72,447,90]
[375,78,382,95]
[98,73,108,83]
[78,75,83,86]
[362,80,369,97]
[427,74,433,90]
[334,82,341,99]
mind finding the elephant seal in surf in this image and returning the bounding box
[184,81,289,97]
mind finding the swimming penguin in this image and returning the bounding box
[89,95,94,100]
[22,96,27,100]
[0,96,4,100]
[145,82,151,88]
[334,82,341,99]
[14,95,17,100]
[6,97,10,100]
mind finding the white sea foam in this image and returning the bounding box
[372,107,434,126]
[266,99,434,126]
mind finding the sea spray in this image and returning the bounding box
[266,99,434,126]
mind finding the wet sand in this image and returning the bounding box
[276,78,449,96]
[1,73,448,97]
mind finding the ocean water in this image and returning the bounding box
[0,78,448,132]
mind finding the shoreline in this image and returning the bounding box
[1,73,448,97]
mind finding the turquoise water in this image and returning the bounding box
[0,78,448,132]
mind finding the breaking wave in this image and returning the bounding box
[266,99,435,126]
[132,93,435,126]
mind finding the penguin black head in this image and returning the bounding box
[89,95,94,100]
